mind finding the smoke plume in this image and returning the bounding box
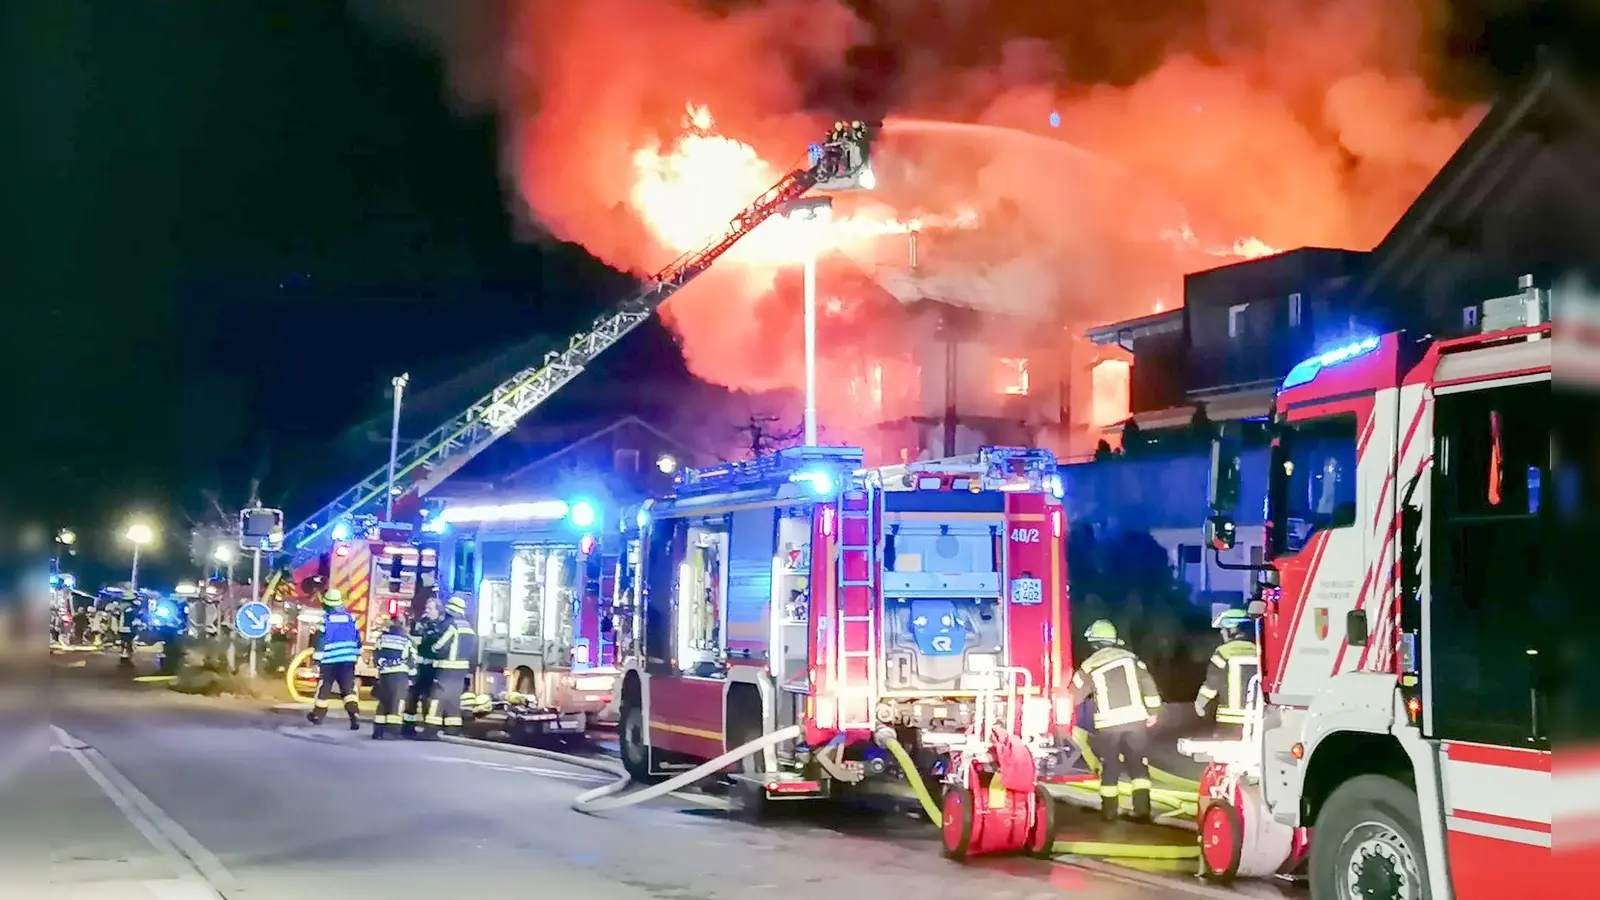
[357,0,1484,401]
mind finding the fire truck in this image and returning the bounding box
[615,445,1070,813]
[1190,285,1554,900]
[290,519,437,676]
[435,495,633,729]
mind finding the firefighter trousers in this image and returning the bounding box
[423,667,468,737]
[118,632,135,664]
[402,666,436,738]
[309,662,360,727]
[1089,721,1154,821]
[372,672,410,739]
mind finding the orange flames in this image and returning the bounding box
[365,0,1484,411]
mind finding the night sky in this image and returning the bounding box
[11,0,1588,587]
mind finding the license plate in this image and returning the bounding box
[558,720,585,731]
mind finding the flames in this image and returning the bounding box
[629,103,968,268]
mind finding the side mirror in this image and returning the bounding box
[1346,610,1369,647]
[1209,440,1242,512]
[1206,514,1238,552]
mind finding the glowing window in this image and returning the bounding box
[997,358,1030,396]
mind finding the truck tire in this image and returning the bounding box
[1310,774,1431,900]
[619,704,658,783]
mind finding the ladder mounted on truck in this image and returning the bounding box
[279,122,877,567]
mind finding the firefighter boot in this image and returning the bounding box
[1099,787,1120,823]
[1130,787,1153,823]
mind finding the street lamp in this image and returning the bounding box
[124,520,155,592]
[386,372,410,522]
[781,196,834,446]
[57,528,76,546]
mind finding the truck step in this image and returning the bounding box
[730,772,830,799]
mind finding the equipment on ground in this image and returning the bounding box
[1192,282,1556,898]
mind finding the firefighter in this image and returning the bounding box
[370,616,415,740]
[306,589,362,730]
[116,599,142,667]
[1068,619,1163,822]
[1194,609,1259,738]
[421,596,476,739]
[402,598,443,738]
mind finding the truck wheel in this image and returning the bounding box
[1025,785,1059,858]
[1310,775,1430,900]
[619,704,658,783]
[940,786,975,860]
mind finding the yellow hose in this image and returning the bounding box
[882,737,1200,861]
[285,647,317,703]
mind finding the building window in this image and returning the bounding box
[1288,293,1303,328]
[1462,305,1479,331]
[614,448,640,473]
[1229,303,1250,339]
[996,358,1030,396]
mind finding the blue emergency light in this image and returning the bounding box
[673,446,864,499]
[330,521,352,541]
[1280,336,1381,392]
[567,500,598,529]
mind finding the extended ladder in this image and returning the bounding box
[278,124,876,567]
[833,480,881,730]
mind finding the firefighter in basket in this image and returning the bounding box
[1193,608,1259,739]
[371,616,416,740]
[1068,619,1163,822]
[402,597,443,739]
[419,597,475,739]
[306,589,363,731]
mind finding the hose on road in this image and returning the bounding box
[881,735,1200,861]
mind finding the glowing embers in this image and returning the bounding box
[1280,336,1381,391]
[996,358,1030,396]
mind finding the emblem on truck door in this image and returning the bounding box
[1313,608,1329,640]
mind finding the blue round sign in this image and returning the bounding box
[234,602,272,640]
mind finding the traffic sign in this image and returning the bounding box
[234,602,272,640]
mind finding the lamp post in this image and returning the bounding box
[386,372,410,522]
[124,520,154,592]
[780,197,834,446]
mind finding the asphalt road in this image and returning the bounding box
[23,663,1240,900]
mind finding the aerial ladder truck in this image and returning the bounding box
[268,121,878,654]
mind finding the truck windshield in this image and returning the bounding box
[1266,413,1358,558]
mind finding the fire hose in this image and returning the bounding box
[878,737,1200,861]
[439,725,1199,861]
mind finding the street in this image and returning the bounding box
[14,661,1229,900]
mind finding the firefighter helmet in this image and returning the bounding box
[322,588,344,607]
[1083,619,1121,645]
[445,596,467,616]
[1212,608,1250,640]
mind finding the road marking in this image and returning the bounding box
[50,726,233,897]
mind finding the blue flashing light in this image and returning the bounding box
[61,573,76,589]
[567,500,598,530]
[1046,473,1064,499]
[1281,336,1381,392]
[635,508,650,530]
[789,469,835,496]
[1048,111,1061,128]
[420,517,448,535]
[330,521,352,542]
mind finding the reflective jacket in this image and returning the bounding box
[117,602,141,635]
[315,608,362,665]
[1068,645,1163,730]
[412,618,444,670]
[374,628,417,676]
[1195,639,1259,726]
[428,614,477,671]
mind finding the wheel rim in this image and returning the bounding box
[941,791,965,848]
[1028,792,1053,853]
[1338,821,1422,900]
[1200,805,1236,874]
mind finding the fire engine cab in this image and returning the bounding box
[292,518,437,676]
[616,445,1070,813]
[1192,287,1553,900]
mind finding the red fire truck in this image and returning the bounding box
[615,445,1070,812]
[1192,286,1555,900]
[436,495,633,729]
[289,520,436,675]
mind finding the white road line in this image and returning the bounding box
[49,726,233,897]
